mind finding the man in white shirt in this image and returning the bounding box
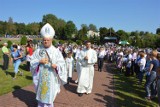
[131,50,137,75]
[98,47,106,72]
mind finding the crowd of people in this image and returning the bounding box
[106,46,160,106]
[1,40,34,79]
[1,23,160,107]
[56,41,160,107]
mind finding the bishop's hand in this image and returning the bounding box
[39,58,48,64]
[52,64,57,69]
[84,56,88,60]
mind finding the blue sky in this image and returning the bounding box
[0,0,160,33]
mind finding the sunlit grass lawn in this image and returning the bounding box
[0,63,33,96]
[114,68,158,107]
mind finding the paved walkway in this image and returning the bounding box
[0,63,115,107]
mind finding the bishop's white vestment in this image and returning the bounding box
[30,45,67,105]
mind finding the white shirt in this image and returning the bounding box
[18,45,21,50]
[75,49,82,60]
[132,52,137,60]
[73,48,77,53]
[118,52,123,56]
[98,50,106,58]
[126,54,132,68]
[139,58,146,71]
[128,54,132,61]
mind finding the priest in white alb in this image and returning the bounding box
[77,41,97,96]
[30,23,67,107]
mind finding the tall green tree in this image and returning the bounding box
[76,24,88,40]
[155,35,160,47]
[130,31,139,36]
[0,21,5,35]
[26,22,40,35]
[81,24,89,30]
[108,27,115,33]
[64,21,77,39]
[56,19,66,39]
[6,17,17,35]
[89,24,97,32]
[15,23,26,34]
[116,30,128,40]
[99,27,108,43]
[42,14,58,31]
[143,33,156,48]
[134,35,141,47]
[144,31,150,35]
[139,31,145,36]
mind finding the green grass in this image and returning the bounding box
[114,68,158,107]
[0,63,33,95]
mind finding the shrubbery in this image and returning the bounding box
[0,44,3,48]
[20,36,27,45]
[7,40,12,48]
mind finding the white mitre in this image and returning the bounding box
[40,23,55,38]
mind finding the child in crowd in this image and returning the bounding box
[117,53,123,73]
[125,50,132,76]
[137,52,146,84]
[66,52,74,84]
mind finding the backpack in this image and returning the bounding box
[17,50,26,62]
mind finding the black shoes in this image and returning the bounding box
[78,93,83,97]
[67,77,72,84]
[78,93,90,96]
[67,80,69,84]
